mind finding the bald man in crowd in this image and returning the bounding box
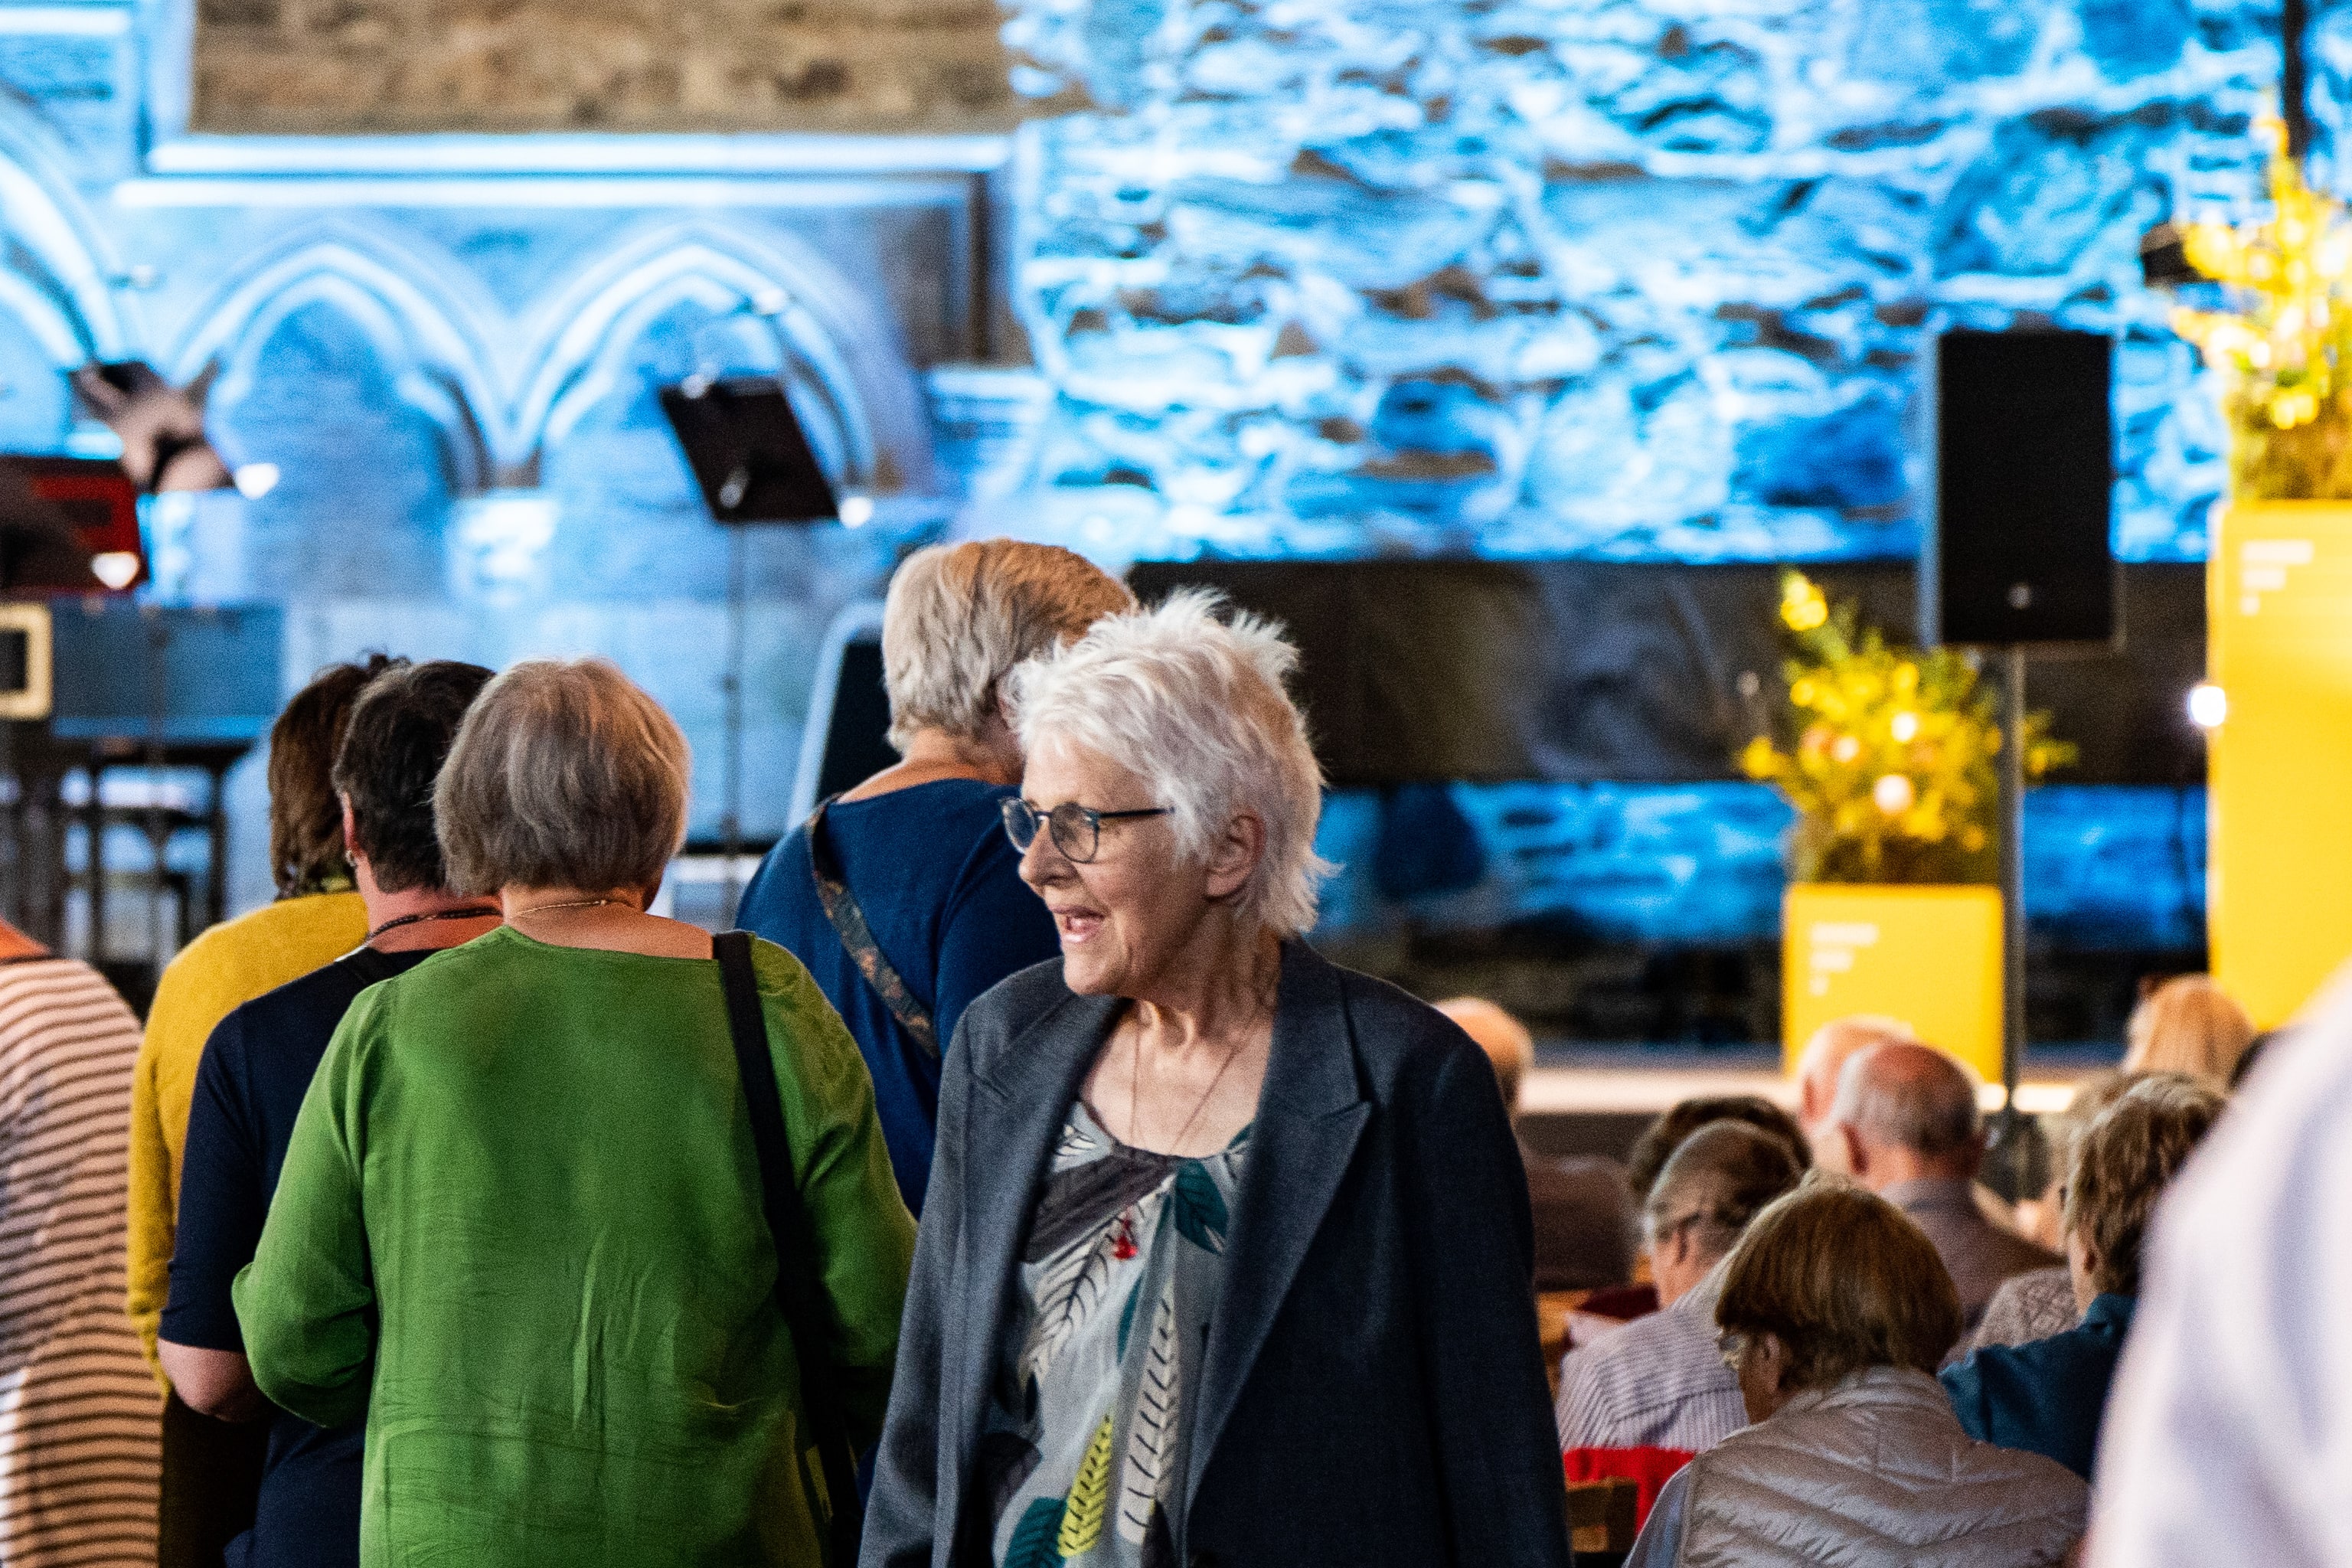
[1832,1040,2059,1331]
[1793,1014,1919,1171]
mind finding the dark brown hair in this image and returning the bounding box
[331,661,495,894]
[1627,1094,1810,1205]
[2064,1073,2224,1298]
[1716,1177,1962,1389]
[269,654,403,897]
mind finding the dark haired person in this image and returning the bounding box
[1626,1096,1810,1207]
[155,661,498,1568]
[126,654,393,1566]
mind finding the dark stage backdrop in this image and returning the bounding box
[1125,560,2205,788]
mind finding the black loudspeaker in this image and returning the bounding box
[658,377,838,524]
[1929,330,2115,646]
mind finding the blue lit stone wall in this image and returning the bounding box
[991,0,2283,563]
[0,0,2290,984]
[1313,782,2207,954]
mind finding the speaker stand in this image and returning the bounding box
[1997,645,2027,1171]
[718,526,747,928]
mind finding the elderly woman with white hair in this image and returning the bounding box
[235,658,915,1566]
[739,540,1132,1213]
[861,595,1570,1568]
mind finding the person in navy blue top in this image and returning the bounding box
[737,540,1132,1213]
[158,659,500,1568]
[1940,1073,2223,1478]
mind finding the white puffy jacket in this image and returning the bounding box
[1630,1365,2087,1568]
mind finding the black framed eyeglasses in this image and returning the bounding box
[1001,797,1172,864]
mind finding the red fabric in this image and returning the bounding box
[1575,1283,1660,1323]
[1563,1446,1696,1530]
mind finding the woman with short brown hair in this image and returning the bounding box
[1625,1179,2087,1566]
[129,654,394,1566]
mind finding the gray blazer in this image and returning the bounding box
[861,942,1573,1568]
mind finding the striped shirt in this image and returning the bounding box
[0,958,159,1566]
[1556,1268,1746,1455]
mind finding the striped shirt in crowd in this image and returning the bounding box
[0,958,159,1566]
[1556,1266,1747,1455]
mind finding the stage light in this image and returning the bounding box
[2138,220,2199,288]
[2187,681,2228,730]
[1890,710,1919,743]
[89,551,141,590]
[233,462,280,499]
[838,493,874,528]
[1873,773,1916,815]
[71,362,235,494]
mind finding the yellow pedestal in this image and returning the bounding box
[1782,884,2004,1083]
[2210,503,2352,1027]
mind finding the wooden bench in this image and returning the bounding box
[1565,1475,1639,1566]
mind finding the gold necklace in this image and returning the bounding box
[1129,1026,1248,1155]
[509,897,626,919]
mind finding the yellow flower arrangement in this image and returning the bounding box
[2170,116,2352,498]
[1739,571,2076,884]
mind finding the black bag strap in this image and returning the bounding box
[713,929,865,1561]
[805,798,940,1060]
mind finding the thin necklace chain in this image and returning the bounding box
[366,904,500,942]
[509,897,627,919]
[1129,1026,1248,1156]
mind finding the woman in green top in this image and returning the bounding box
[235,658,916,1567]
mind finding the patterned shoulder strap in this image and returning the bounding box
[803,797,941,1060]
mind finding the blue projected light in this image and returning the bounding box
[978,0,2283,564]
[0,0,2252,944]
[1312,783,2207,956]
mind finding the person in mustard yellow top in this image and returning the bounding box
[126,653,394,1566]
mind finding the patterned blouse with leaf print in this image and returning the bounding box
[982,1102,1249,1568]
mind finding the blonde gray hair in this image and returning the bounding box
[881,540,1134,751]
[2123,975,2255,1086]
[436,658,690,895]
[1008,590,1332,938]
[2063,1073,2224,1298]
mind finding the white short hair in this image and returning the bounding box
[1009,590,1333,937]
[880,540,1133,750]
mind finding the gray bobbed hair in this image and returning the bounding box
[435,657,690,895]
